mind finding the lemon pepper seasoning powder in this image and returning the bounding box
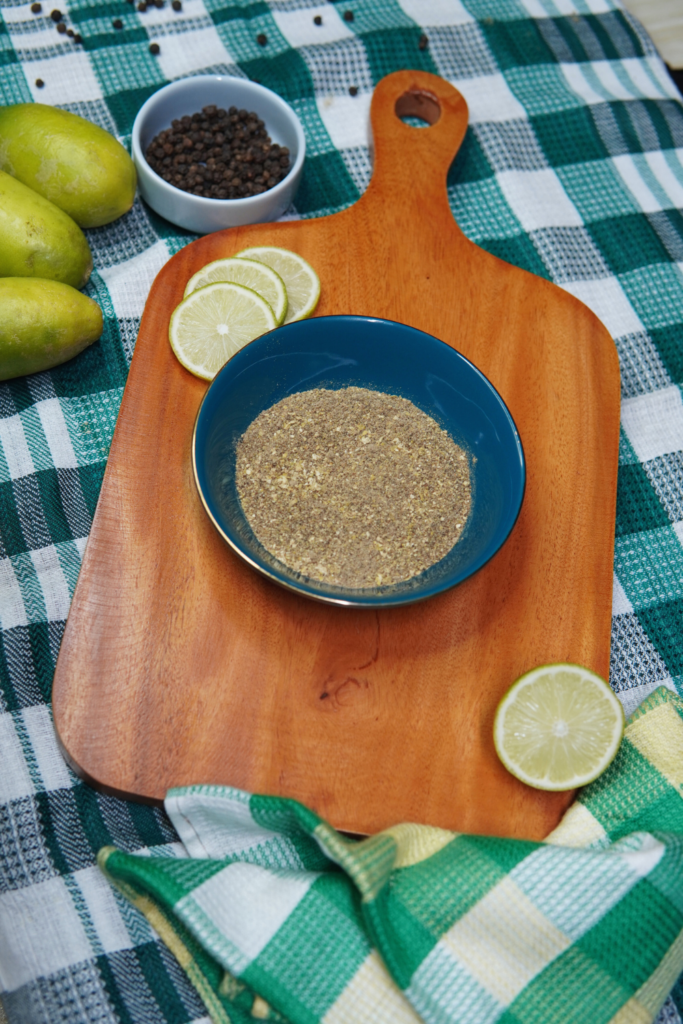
[235,387,472,589]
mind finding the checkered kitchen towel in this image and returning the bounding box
[3,0,683,1022]
[99,686,683,1024]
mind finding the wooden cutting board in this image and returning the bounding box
[53,71,620,840]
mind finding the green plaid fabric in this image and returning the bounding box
[99,686,683,1024]
[1,0,683,1021]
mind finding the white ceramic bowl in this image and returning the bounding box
[131,75,306,234]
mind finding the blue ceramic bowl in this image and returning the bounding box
[192,315,525,607]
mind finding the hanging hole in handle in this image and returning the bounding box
[394,89,441,128]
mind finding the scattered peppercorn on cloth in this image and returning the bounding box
[97,686,683,1024]
[4,1,683,1023]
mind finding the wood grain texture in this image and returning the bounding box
[52,71,621,839]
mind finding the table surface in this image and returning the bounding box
[621,0,683,68]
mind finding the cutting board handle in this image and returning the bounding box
[366,71,469,210]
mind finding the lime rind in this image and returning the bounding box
[235,245,320,323]
[183,256,288,325]
[493,663,624,792]
[169,281,277,381]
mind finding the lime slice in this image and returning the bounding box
[235,246,320,323]
[184,257,288,325]
[493,664,624,791]
[169,282,277,381]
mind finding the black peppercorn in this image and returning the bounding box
[137,2,147,10]
[418,33,428,50]
[67,27,73,35]
[172,1,182,10]
[50,8,61,20]
[35,78,45,87]
[348,85,358,96]
[144,104,290,200]
[112,18,123,28]
[343,9,353,20]
[313,14,322,24]
[73,32,82,42]
[149,41,160,53]
[256,32,267,45]
[30,2,42,12]
[56,21,66,31]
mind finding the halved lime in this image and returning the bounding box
[235,246,320,323]
[169,282,277,381]
[184,257,288,325]
[493,664,624,791]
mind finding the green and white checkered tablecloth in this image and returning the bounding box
[1,0,683,1021]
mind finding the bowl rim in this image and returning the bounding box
[131,73,306,211]
[191,315,527,608]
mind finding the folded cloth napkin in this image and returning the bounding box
[99,686,683,1024]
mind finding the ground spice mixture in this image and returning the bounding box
[145,105,290,200]
[235,387,472,589]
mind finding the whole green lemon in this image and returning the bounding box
[0,103,136,228]
[0,278,103,380]
[0,170,93,288]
